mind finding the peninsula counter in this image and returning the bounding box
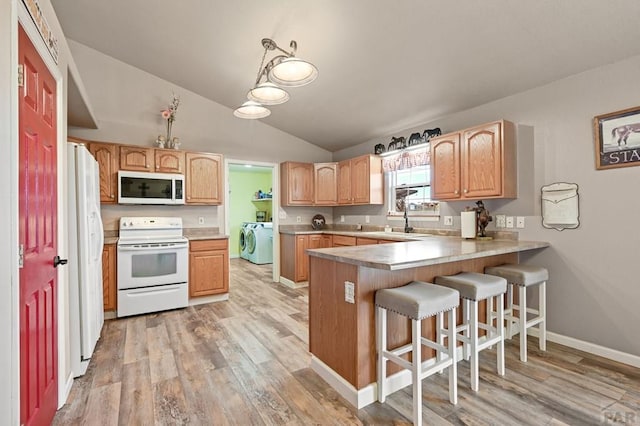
[307,236,549,408]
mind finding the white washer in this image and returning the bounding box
[246,222,273,264]
[239,222,251,260]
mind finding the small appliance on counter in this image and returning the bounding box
[256,211,267,222]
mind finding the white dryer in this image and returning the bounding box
[246,222,273,264]
[239,222,251,260]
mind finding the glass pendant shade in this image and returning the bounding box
[268,57,319,87]
[233,101,271,119]
[247,82,290,105]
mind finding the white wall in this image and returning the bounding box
[333,55,640,357]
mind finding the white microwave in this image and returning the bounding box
[118,171,185,205]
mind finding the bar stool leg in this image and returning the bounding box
[411,318,422,426]
[436,312,444,374]
[463,299,470,361]
[506,284,514,339]
[469,300,479,392]
[447,307,458,405]
[497,294,505,376]
[519,285,527,362]
[377,306,387,403]
[539,281,547,351]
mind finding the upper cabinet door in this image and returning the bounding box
[314,163,337,205]
[462,122,502,199]
[430,133,461,200]
[280,162,314,206]
[352,154,383,205]
[87,142,118,204]
[119,146,154,171]
[155,149,185,174]
[186,152,223,204]
[337,160,352,204]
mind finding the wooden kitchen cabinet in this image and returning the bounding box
[281,162,314,206]
[189,239,229,297]
[86,141,118,204]
[332,235,356,247]
[102,244,117,312]
[280,233,332,283]
[185,152,223,204]
[155,149,185,173]
[314,162,338,205]
[337,155,383,205]
[119,145,154,172]
[430,120,516,201]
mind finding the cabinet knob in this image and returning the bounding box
[110,194,115,199]
[454,190,459,195]
[464,189,468,193]
[145,164,150,168]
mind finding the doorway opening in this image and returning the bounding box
[224,159,279,284]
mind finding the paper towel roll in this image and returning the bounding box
[461,211,477,239]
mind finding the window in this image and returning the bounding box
[386,165,439,217]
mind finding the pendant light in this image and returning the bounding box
[234,38,317,119]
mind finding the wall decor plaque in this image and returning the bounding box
[541,182,579,231]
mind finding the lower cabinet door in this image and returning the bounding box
[189,241,229,297]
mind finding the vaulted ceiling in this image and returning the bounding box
[52,0,640,152]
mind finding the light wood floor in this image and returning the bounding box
[54,259,640,425]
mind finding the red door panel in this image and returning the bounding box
[19,24,58,426]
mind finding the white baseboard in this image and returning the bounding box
[279,276,308,289]
[188,293,229,306]
[528,328,640,368]
[58,373,74,409]
[229,254,240,259]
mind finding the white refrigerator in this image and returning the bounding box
[68,143,105,377]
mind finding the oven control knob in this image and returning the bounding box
[122,222,127,227]
[128,221,133,227]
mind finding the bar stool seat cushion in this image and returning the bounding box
[485,264,548,286]
[375,281,459,320]
[434,272,506,301]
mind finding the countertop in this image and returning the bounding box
[307,235,549,271]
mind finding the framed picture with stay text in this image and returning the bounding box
[594,105,640,170]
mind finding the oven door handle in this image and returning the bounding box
[117,243,189,251]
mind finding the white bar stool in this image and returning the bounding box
[376,281,460,426]
[484,264,548,362]
[434,272,507,392]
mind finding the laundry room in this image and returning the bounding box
[228,164,274,265]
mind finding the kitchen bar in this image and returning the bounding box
[307,235,549,408]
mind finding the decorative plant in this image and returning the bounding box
[160,93,180,147]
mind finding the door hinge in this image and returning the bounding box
[18,244,24,268]
[18,64,24,88]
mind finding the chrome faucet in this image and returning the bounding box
[404,209,413,233]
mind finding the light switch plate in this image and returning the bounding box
[198,217,205,225]
[516,216,525,228]
[506,216,514,228]
[296,216,301,223]
[444,216,453,226]
[495,214,506,228]
[365,215,370,223]
[340,215,345,222]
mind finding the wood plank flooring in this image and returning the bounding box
[54,259,640,425]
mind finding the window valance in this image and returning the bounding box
[382,147,430,172]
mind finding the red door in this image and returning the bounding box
[19,24,58,426]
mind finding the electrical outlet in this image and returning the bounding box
[495,214,506,228]
[365,215,370,223]
[444,216,453,226]
[340,215,345,222]
[506,216,514,228]
[198,217,205,225]
[344,281,355,303]
[296,216,301,223]
[516,216,525,228]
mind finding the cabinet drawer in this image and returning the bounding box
[332,235,356,246]
[190,239,228,252]
[356,237,378,245]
